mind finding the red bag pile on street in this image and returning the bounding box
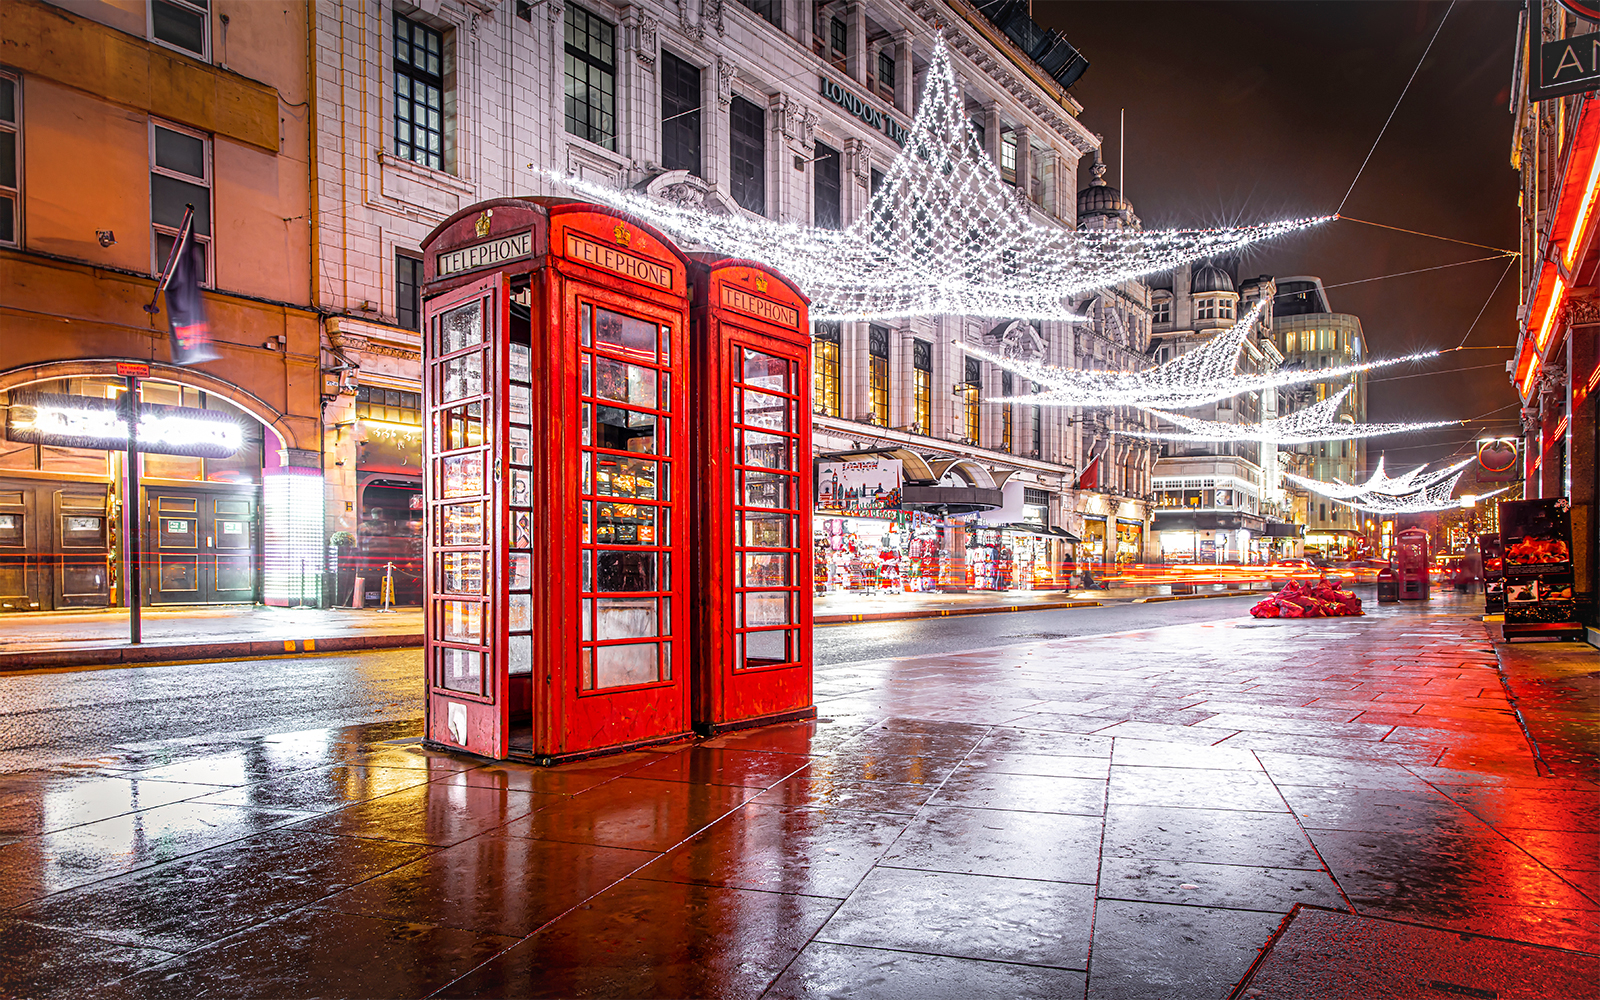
[1249,579,1364,619]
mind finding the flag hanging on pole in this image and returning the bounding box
[166,234,217,365]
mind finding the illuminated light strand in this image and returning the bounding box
[547,37,1326,321]
[969,302,1439,410]
[16,401,243,453]
[1115,385,1461,445]
[1535,275,1566,352]
[1521,355,1543,400]
[1285,456,1473,501]
[1565,144,1600,269]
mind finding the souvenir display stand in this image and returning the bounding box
[689,257,815,734]
[419,199,693,762]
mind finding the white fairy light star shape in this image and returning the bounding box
[1285,458,1504,514]
[965,302,1440,409]
[547,37,1326,321]
[1115,386,1460,445]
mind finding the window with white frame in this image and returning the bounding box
[1152,298,1170,325]
[151,0,209,59]
[1220,298,1234,319]
[0,72,17,247]
[150,120,212,284]
[1196,297,1215,320]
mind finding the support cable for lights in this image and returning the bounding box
[1336,0,1455,215]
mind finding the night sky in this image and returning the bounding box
[1038,0,1523,473]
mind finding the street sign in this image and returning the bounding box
[1533,29,1600,101]
[115,362,150,377]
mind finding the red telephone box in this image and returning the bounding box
[689,258,815,734]
[1395,526,1431,601]
[420,199,693,762]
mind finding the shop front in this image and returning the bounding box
[1154,511,1266,565]
[351,384,423,606]
[0,366,280,611]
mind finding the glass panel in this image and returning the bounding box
[741,349,790,391]
[440,647,482,694]
[581,303,592,346]
[743,553,790,587]
[595,407,656,453]
[744,591,792,626]
[510,343,532,383]
[438,403,484,451]
[61,516,106,547]
[152,0,205,54]
[509,593,531,631]
[150,174,212,235]
[442,600,482,643]
[510,552,531,591]
[596,550,657,592]
[741,391,790,430]
[441,453,484,498]
[581,404,592,446]
[159,517,197,548]
[742,430,788,469]
[595,502,656,546]
[509,635,533,676]
[659,371,672,411]
[742,471,789,509]
[593,643,660,688]
[594,455,658,499]
[441,351,484,402]
[743,511,790,547]
[582,598,593,640]
[596,597,657,638]
[593,357,658,408]
[593,308,657,361]
[438,301,484,353]
[582,357,592,397]
[213,519,248,549]
[441,552,483,593]
[0,513,22,545]
[154,126,205,179]
[660,325,672,363]
[438,503,483,545]
[581,648,594,690]
[743,630,791,668]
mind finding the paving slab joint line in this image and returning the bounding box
[1491,642,1556,778]
[1226,903,1317,1000]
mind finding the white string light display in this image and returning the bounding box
[1116,386,1460,445]
[1285,456,1472,500]
[965,302,1440,409]
[547,37,1326,322]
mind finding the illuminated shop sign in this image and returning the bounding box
[436,231,534,278]
[6,393,242,458]
[819,77,909,146]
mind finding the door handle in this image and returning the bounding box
[207,536,213,547]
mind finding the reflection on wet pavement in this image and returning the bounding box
[1,604,1596,999]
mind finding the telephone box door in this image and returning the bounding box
[422,273,509,759]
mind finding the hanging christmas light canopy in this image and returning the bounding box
[1286,456,1472,500]
[965,302,1440,409]
[1114,386,1460,444]
[1286,458,1501,514]
[547,37,1326,322]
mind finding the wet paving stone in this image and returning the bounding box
[1107,765,1285,812]
[1109,737,1264,771]
[929,768,1106,815]
[497,776,759,852]
[437,877,838,999]
[1434,783,1600,831]
[291,782,555,847]
[14,828,433,952]
[0,800,312,909]
[1102,803,1322,869]
[1085,899,1283,1000]
[881,805,1102,883]
[1281,784,1486,833]
[102,905,518,1000]
[764,941,1088,1000]
[113,741,363,786]
[0,918,178,1000]
[324,834,655,937]
[816,867,1095,969]
[1353,898,1600,955]
[624,746,813,789]
[0,773,225,839]
[750,768,940,814]
[1255,751,1434,790]
[957,750,1111,779]
[1097,855,1346,912]
[801,748,964,786]
[635,802,908,898]
[428,752,659,795]
[696,719,873,757]
[185,764,435,812]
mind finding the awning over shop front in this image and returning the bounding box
[987,521,1081,542]
[1153,511,1268,535]
[1264,521,1305,538]
[901,485,1002,514]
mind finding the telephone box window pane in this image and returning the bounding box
[596,596,657,638]
[439,301,484,353]
[509,635,533,676]
[742,629,790,668]
[510,552,531,591]
[743,553,790,587]
[442,600,482,643]
[740,391,790,430]
[439,503,483,545]
[595,407,656,453]
[441,352,484,401]
[441,454,484,497]
[440,647,482,693]
[441,552,483,593]
[743,471,789,509]
[743,511,790,547]
[744,591,791,626]
[742,349,790,391]
[596,550,657,591]
[594,309,658,360]
[594,456,657,499]
[438,402,484,451]
[596,502,656,545]
[594,643,659,688]
[742,430,788,469]
[593,357,658,408]
[509,593,531,631]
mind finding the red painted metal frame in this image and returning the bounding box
[690,258,815,734]
[421,272,509,759]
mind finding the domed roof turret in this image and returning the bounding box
[1077,150,1130,218]
[1191,262,1236,294]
